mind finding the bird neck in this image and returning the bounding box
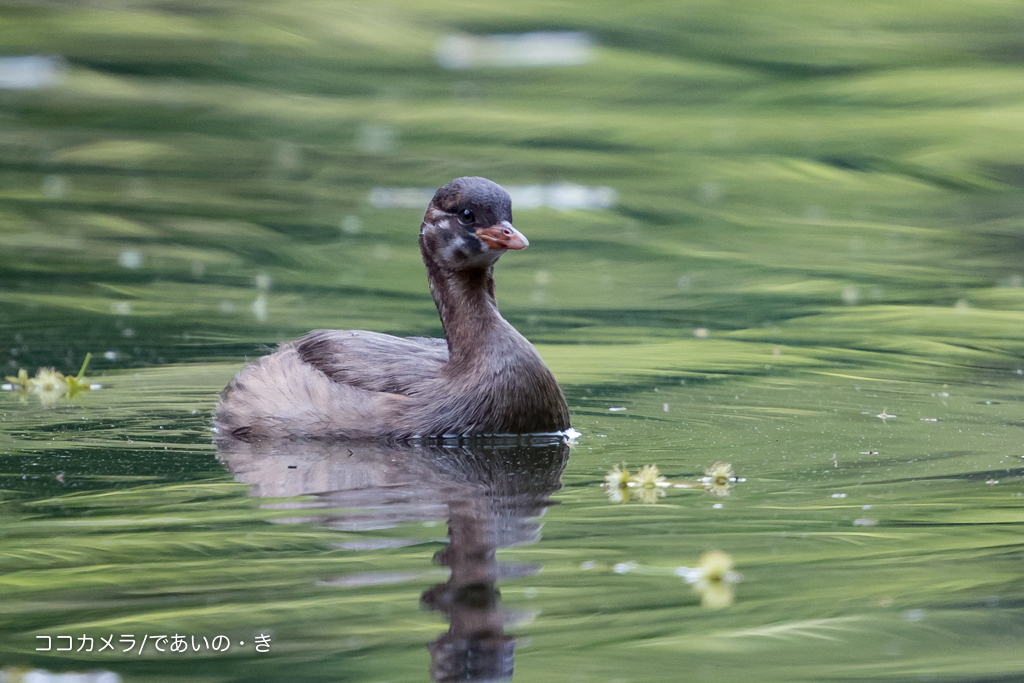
[424,256,507,366]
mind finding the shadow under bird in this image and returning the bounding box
[215,176,570,440]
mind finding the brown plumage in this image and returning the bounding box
[214,176,571,440]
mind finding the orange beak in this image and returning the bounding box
[476,221,529,251]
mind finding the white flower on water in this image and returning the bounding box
[676,550,742,609]
[699,462,738,497]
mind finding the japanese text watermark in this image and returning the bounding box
[34,633,271,655]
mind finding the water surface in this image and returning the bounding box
[2,1,1024,681]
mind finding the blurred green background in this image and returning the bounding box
[2,0,1022,376]
[2,1,1024,682]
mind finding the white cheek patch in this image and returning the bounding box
[440,234,467,264]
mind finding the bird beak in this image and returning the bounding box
[476,221,529,251]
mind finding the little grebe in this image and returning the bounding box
[215,176,570,439]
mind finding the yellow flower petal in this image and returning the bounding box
[632,464,666,488]
[702,462,736,498]
[604,464,631,489]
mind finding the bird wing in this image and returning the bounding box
[296,329,448,395]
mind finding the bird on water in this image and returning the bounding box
[215,176,571,440]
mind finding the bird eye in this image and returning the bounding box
[459,209,475,223]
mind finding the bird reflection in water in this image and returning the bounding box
[217,435,570,682]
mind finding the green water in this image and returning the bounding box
[2,1,1024,681]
